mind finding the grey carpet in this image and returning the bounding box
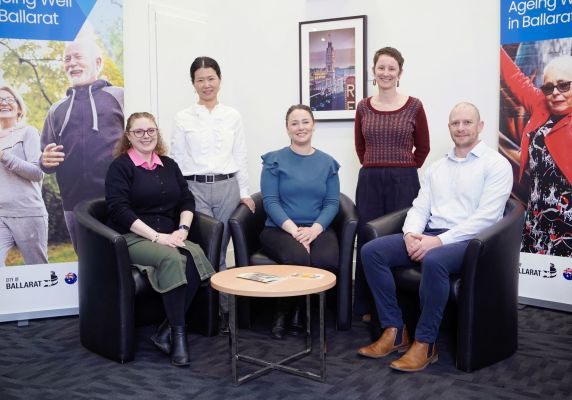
[0,305,571,400]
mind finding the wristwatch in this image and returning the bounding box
[178,224,190,231]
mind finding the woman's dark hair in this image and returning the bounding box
[189,57,221,83]
[113,112,167,158]
[285,104,315,126]
[373,47,404,72]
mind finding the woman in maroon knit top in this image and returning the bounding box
[354,47,430,322]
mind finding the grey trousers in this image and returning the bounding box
[187,176,240,312]
[0,215,48,266]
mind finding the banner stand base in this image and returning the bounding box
[0,307,78,324]
[518,297,572,313]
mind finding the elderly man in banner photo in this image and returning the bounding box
[357,102,513,372]
[40,35,124,252]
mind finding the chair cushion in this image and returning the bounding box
[392,266,462,302]
[249,251,278,266]
[132,268,154,296]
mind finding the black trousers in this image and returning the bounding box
[354,166,420,315]
[260,227,339,269]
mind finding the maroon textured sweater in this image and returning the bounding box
[354,96,430,168]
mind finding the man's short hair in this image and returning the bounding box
[450,102,481,122]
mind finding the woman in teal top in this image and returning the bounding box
[260,104,340,339]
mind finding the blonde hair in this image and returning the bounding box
[112,112,167,158]
[0,85,26,121]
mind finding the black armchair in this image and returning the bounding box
[74,198,223,363]
[228,192,358,330]
[362,199,525,372]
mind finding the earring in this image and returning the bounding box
[397,80,400,87]
[373,79,376,86]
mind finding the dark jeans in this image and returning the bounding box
[354,166,420,315]
[260,227,339,269]
[361,229,469,342]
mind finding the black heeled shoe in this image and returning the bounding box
[170,326,190,367]
[271,311,287,340]
[288,304,305,336]
[150,319,171,355]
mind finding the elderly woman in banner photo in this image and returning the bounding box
[500,46,572,257]
[105,112,215,367]
[0,85,48,267]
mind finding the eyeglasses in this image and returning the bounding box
[540,81,571,96]
[129,128,159,138]
[0,97,16,104]
[449,120,474,128]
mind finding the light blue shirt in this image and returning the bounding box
[402,141,513,245]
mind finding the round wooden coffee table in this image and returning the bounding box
[211,265,336,385]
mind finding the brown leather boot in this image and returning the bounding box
[357,326,410,358]
[390,340,438,372]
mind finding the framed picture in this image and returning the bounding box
[299,15,367,121]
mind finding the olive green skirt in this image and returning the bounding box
[123,233,215,293]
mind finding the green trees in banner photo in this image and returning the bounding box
[0,37,124,262]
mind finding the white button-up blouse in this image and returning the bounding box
[170,103,250,198]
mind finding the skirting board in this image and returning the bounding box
[518,297,572,313]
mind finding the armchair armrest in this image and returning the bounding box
[457,199,525,371]
[188,212,224,270]
[74,198,136,362]
[331,193,359,243]
[229,192,266,267]
[363,207,410,243]
[331,193,358,330]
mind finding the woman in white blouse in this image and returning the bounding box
[170,57,254,334]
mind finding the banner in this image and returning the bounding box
[0,262,78,322]
[499,0,572,310]
[0,0,124,321]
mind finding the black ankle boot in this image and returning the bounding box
[150,319,171,355]
[288,303,305,336]
[271,311,286,340]
[170,326,190,367]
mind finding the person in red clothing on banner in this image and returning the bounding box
[353,47,430,323]
[500,47,572,257]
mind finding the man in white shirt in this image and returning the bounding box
[357,102,513,372]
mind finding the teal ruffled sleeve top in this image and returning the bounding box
[260,147,340,230]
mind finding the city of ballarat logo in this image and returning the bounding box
[563,268,572,281]
[44,271,58,287]
[5,271,59,290]
[519,263,557,278]
[543,263,557,278]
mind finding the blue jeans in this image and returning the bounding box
[361,230,469,342]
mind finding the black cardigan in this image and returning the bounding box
[105,154,195,235]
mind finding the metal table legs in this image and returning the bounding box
[228,293,327,385]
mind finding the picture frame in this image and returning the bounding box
[299,15,367,121]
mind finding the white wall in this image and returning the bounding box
[124,0,500,200]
